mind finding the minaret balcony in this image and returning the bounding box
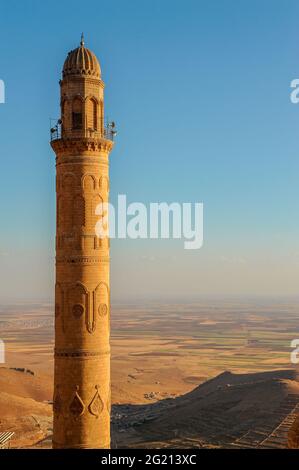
[50,122,117,143]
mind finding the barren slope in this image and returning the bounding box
[113,369,299,448]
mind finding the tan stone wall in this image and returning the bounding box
[60,77,104,136]
[51,68,112,449]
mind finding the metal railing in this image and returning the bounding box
[50,121,117,142]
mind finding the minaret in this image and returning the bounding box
[50,35,114,448]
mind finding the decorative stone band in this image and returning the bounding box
[51,137,113,157]
[53,384,109,422]
[55,348,110,358]
[56,256,110,265]
[56,156,109,166]
[60,76,104,87]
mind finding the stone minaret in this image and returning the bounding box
[50,35,114,449]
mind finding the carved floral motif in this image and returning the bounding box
[98,303,108,317]
[72,303,84,318]
[88,385,103,418]
[69,386,85,417]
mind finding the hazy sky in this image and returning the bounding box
[1,0,299,301]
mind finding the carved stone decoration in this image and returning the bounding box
[55,349,109,358]
[92,193,103,224]
[98,303,108,317]
[72,303,84,318]
[82,173,96,192]
[53,386,63,416]
[69,386,85,418]
[51,138,113,157]
[68,282,89,332]
[88,385,103,418]
[93,282,109,329]
[85,291,96,335]
[99,176,109,192]
[86,309,96,334]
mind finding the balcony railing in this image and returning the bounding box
[50,121,117,142]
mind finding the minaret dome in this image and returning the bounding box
[62,34,101,79]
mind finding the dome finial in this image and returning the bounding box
[80,33,85,47]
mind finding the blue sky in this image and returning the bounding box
[1,0,299,301]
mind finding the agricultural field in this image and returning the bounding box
[0,297,299,447]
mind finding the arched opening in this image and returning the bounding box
[92,98,97,130]
[87,97,98,131]
[72,97,83,130]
